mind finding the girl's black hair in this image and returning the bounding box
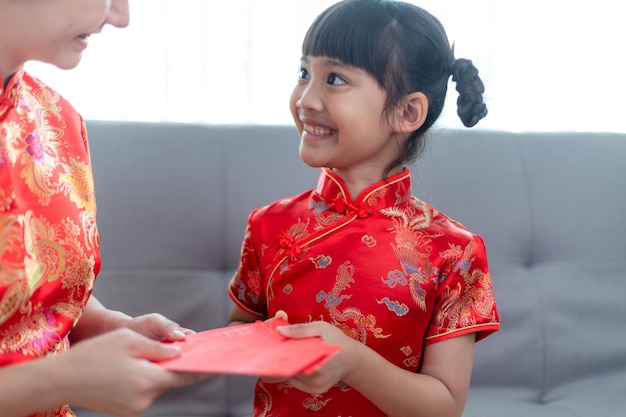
[301,0,487,175]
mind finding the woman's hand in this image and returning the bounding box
[71,296,193,343]
[58,328,205,417]
[123,313,194,342]
[0,328,206,417]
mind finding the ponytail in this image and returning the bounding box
[451,58,488,127]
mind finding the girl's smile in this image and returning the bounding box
[301,122,337,140]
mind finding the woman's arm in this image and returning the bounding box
[0,328,200,417]
[0,295,205,417]
[69,295,131,342]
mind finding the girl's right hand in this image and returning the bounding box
[54,328,206,417]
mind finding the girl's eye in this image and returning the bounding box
[327,73,346,86]
[297,67,309,80]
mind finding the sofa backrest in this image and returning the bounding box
[85,121,626,412]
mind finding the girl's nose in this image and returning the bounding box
[297,82,323,112]
[105,0,130,28]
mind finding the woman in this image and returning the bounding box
[0,1,203,416]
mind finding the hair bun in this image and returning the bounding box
[452,58,488,127]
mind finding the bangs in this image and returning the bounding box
[301,1,392,82]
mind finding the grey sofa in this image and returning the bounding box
[75,121,626,417]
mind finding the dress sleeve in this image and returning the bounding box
[425,235,500,344]
[227,209,268,318]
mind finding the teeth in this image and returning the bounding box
[303,124,334,136]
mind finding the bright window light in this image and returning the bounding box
[25,0,626,133]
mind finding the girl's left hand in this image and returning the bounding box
[124,313,194,342]
[273,312,364,395]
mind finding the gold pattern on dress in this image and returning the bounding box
[79,210,99,252]
[403,354,421,368]
[302,395,331,411]
[0,308,63,356]
[0,214,24,261]
[59,158,96,214]
[60,255,95,304]
[2,120,22,165]
[313,209,344,229]
[325,261,390,343]
[0,275,27,326]
[52,301,84,323]
[23,212,67,289]
[384,205,437,312]
[361,235,376,248]
[433,239,496,333]
[382,199,431,230]
[256,380,273,417]
[0,189,13,212]
[15,83,65,206]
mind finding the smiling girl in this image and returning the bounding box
[228,1,499,416]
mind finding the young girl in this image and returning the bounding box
[0,1,203,416]
[228,1,499,416]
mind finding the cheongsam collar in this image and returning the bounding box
[0,67,24,111]
[315,167,412,216]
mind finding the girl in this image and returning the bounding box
[0,1,202,416]
[228,1,499,416]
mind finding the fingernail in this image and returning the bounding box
[172,329,186,338]
[164,345,181,355]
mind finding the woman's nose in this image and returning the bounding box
[105,0,130,28]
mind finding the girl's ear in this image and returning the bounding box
[393,92,428,133]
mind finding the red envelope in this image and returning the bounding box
[157,318,342,377]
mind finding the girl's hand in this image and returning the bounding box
[124,313,194,342]
[266,312,364,395]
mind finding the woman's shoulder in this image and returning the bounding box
[22,71,79,116]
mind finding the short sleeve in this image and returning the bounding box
[227,209,268,318]
[425,235,499,344]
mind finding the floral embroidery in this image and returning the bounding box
[59,158,96,214]
[25,131,45,162]
[0,70,100,417]
[229,168,499,416]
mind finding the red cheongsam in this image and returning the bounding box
[229,167,499,416]
[0,69,100,417]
